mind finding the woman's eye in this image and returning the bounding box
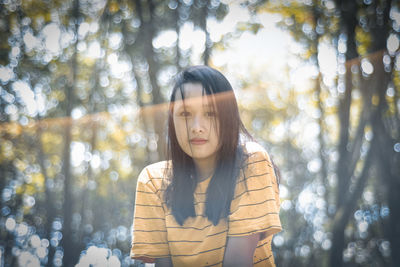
[179,111,191,117]
[206,111,216,117]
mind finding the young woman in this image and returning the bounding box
[130,66,282,266]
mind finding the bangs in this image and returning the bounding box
[174,82,216,105]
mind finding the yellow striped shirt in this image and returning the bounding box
[131,142,282,266]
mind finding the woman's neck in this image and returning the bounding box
[194,157,217,182]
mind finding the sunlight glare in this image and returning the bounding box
[71,142,86,167]
[281,200,292,210]
[0,66,14,83]
[71,107,85,119]
[87,41,102,58]
[30,235,41,248]
[279,184,289,198]
[358,221,368,233]
[273,235,284,247]
[303,122,320,139]
[387,34,399,55]
[107,53,132,78]
[90,21,99,33]
[61,30,74,49]
[5,217,16,231]
[271,123,285,142]
[77,41,87,52]
[107,53,118,65]
[313,230,324,243]
[361,59,374,75]
[23,31,38,51]
[90,154,101,169]
[298,188,315,212]
[178,22,205,64]
[37,247,47,259]
[307,158,321,173]
[76,246,120,267]
[322,239,332,250]
[318,42,337,79]
[42,23,61,54]
[109,33,122,50]
[18,251,40,267]
[109,255,121,267]
[153,30,177,49]
[16,222,28,236]
[78,22,90,39]
[13,81,37,116]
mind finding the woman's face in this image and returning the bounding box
[173,83,220,165]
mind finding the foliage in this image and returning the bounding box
[1,0,399,266]
[0,0,231,266]
[242,0,400,266]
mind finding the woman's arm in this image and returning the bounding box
[223,232,260,267]
[155,257,173,267]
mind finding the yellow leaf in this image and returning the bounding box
[109,2,119,13]
[32,173,45,190]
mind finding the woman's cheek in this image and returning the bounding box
[175,121,189,150]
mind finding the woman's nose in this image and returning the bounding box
[191,115,205,133]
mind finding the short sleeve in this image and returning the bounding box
[130,167,170,262]
[228,150,282,239]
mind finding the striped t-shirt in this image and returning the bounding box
[130,142,282,266]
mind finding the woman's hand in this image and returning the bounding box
[223,232,261,267]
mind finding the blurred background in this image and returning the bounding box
[0,0,399,266]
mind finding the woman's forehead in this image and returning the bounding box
[174,83,213,107]
[175,83,204,99]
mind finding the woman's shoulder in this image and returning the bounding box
[242,141,271,162]
[144,160,171,172]
[238,142,275,185]
[138,160,171,185]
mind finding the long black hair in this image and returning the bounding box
[164,65,252,226]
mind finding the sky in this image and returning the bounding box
[151,2,295,88]
[173,2,337,94]
[210,3,290,81]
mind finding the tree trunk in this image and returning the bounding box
[375,83,400,267]
[124,0,162,163]
[131,0,167,161]
[367,1,400,265]
[372,51,400,267]
[61,0,79,265]
[0,3,10,65]
[200,0,211,65]
[174,0,182,70]
[36,120,56,267]
[144,0,167,161]
[330,1,359,266]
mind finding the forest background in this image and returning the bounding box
[0,0,399,266]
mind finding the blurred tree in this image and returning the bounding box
[245,0,399,266]
[235,63,310,266]
[59,0,80,265]
[6,0,398,266]
[0,0,236,266]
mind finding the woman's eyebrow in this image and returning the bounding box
[175,103,190,110]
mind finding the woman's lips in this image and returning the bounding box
[190,138,207,145]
